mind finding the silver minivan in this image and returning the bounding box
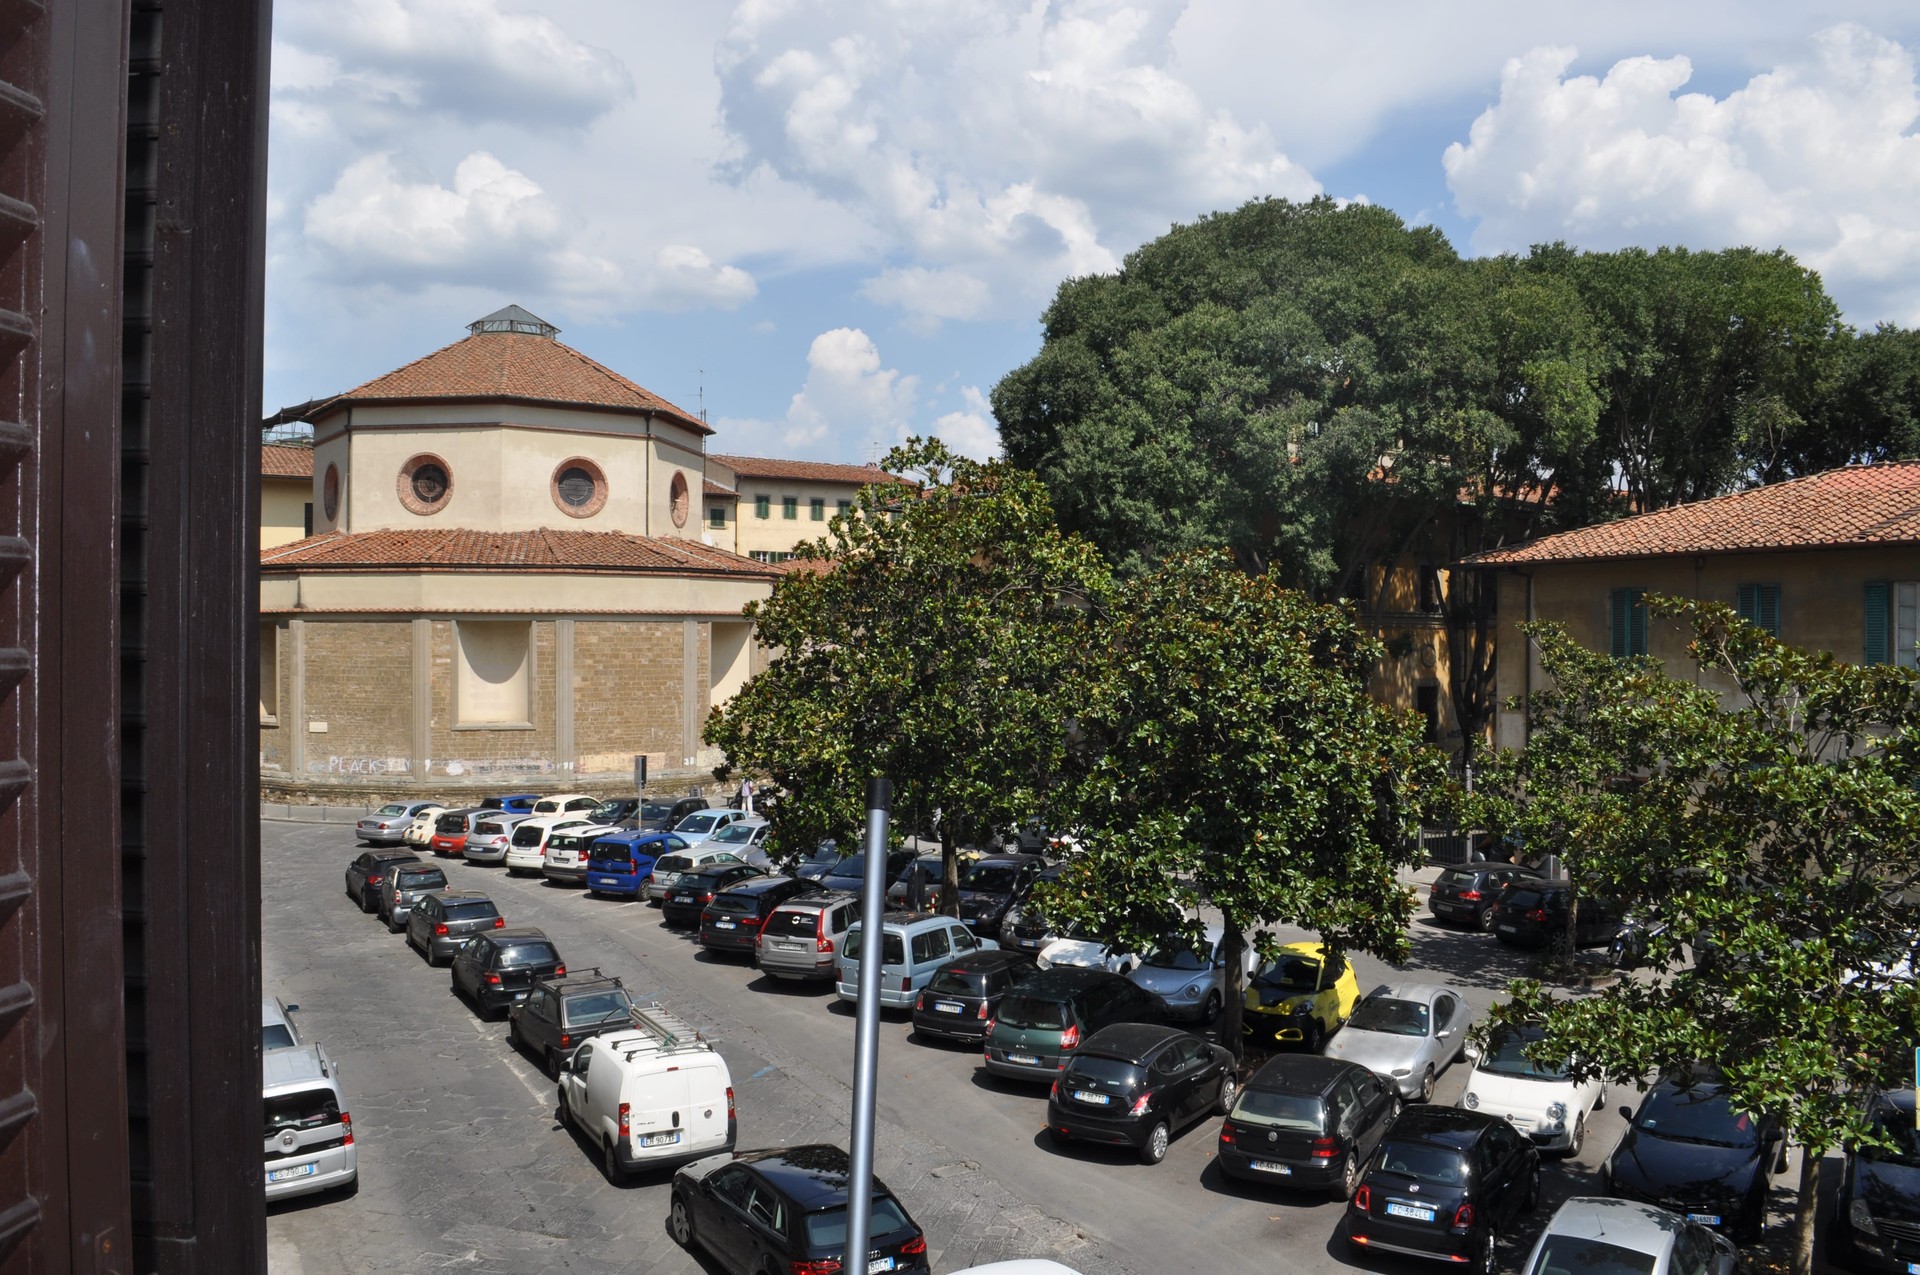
[757,892,860,981]
[264,1044,357,1201]
[836,911,998,1008]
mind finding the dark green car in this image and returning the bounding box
[981,967,1166,1083]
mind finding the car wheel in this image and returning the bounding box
[1417,1065,1435,1104]
[386,914,402,934]
[1333,1151,1360,1202]
[1388,1095,1405,1124]
[556,1090,572,1130]
[1047,1125,1069,1146]
[1476,905,1496,933]
[1201,991,1222,1024]
[668,1192,695,1248]
[1473,1226,1497,1275]
[603,1138,627,1185]
[1563,1114,1585,1159]
[1140,1121,1170,1165]
[506,1018,521,1049]
[544,1048,562,1081]
[1217,1073,1238,1116]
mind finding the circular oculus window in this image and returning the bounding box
[322,463,340,523]
[550,458,609,518]
[396,453,454,515]
[669,470,690,528]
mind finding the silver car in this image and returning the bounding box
[1127,923,1257,1023]
[462,813,533,865]
[356,799,446,846]
[1321,981,1473,1102]
[1519,1198,1740,1275]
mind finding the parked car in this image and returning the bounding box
[585,831,688,898]
[980,966,1165,1084]
[507,968,636,1077]
[837,912,998,1008]
[1038,926,1139,977]
[427,806,493,857]
[1491,883,1622,950]
[1346,1106,1542,1275]
[666,1145,931,1275]
[1128,923,1256,1023]
[263,1044,357,1202]
[663,863,767,927]
[461,812,533,865]
[1045,1023,1237,1164]
[1428,865,1546,931]
[1522,1198,1741,1275]
[585,796,643,827]
[503,814,594,876]
[1460,1023,1607,1156]
[885,854,950,911]
[910,949,1037,1044]
[355,799,446,846]
[789,841,845,882]
[999,864,1067,953]
[401,804,448,850]
[949,854,1047,937]
[705,817,773,867]
[377,862,449,933]
[1604,1068,1787,1240]
[1322,982,1474,1102]
[1217,1054,1400,1198]
[641,795,713,832]
[697,875,823,958]
[818,848,919,899]
[403,890,505,965]
[671,807,748,845]
[1830,1087,1920,1274]
[530,792,600,819]
[449,928,566,1019]
[542,824,623,886]
[648,845,747,902]
[1243,942,1360,1050]
[344,849,420,912]
[756,893,861,982]
[262,996,302,1051]
[559,1003,737,1183]
[482,792,540,813]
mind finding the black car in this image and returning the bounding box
[1346,1106,1542,1275]
[642,795,713,833]
[584,796,643,827]
[697,876,823,957]
[1428,866,1546,931]
[344,849,421,912]
[1605,1069,1787,1240]
[663,864,767,927]
[951,854,1047,937]
[999,865,1067,953]
[449,928,566,1019]
[910,949,1036,1044]
[667,1145,930,1275]
[404,890,504,965]
[1489,883,1621,950]
[1832,1088,1920,1273]
[378,862,449,932]
[790,842,845,882]
[818,849,919,899]
[1218,1054,1400,1198]
[1046,1023,1237,1164]
[507,969,635,1077]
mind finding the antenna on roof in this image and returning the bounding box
[698,369,707,424]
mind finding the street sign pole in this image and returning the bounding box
[633,753,646,804]
[847,776,892,1275]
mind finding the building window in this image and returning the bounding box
[322,463,340,522]
[1418,565,1442,614]
[397,453,454,515]
[1609,587,1648,658]
[551,457,609,518]
[755,494,770,520]
[259,621,279,723]
[303,502,313,537]
[455,621,533,727]
[1736,583,1780,636]
[749,550,794,564]
[782,496,797,520]
[1867,581,1920,669]
[837,499,851,517]
[709,505,726,528]
[810,497,825,521]
[669,471,690,528]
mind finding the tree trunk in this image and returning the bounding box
[1790,1146,1819,1275]
[940,826,960,918]
[1220,918,1247,1061]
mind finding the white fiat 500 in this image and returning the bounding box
[1459,1022,1607,1156]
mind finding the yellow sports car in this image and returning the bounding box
[1242,941,1359,1051]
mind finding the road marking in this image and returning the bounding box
[749,1064,777,1081]
[470,1017,555,1110]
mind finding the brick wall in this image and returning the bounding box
[260,619,289,772]
[426,619,559,782]
[301,620,413,774]
[573,620,685,777]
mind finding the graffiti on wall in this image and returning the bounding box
[307,756,415,775]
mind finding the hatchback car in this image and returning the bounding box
[981,967,1166,1084]
[1322,982,1474,1102]
[1491,884,1622,950]
[1460,1023,1607,1156]
[1346,1106,1542,1274]
[756,893,861,981]
[585,831,687,897]
[1218,1054,1400,1198]
[401,804,448,849]
[818,848,919,899]
[1243,942,1360,1050]
[667,1145,931,1275]
[355,799,445,846]
[1604,1069,1787,1240]
[643,794,713,832]
[911,949,1037,1044]
[1520,1198,1741,1275]
[377,862,449,932]
[504,815,594,875]
[461,813,533,865]
[1046,1023,1237,1164]
[704,817,773,867]
[482,792,540,813]
[1128,923,1256,1023]
[789,841,845,881]
[403,890,505,965]
[1428,865,1547,931]
[542,823,622,886]
[697,875,823,957]
[529,792,600,819]
[344,849,421,912]
[670,807,748,844]
[1830,1087,1920,1274]
[263,1044,357,1202]
[999,865,1067,953]
[507,969,636,1077]
[663,863,767,927]
[427,806,493,857]
[450,929,566,1019]
[949,854,1048,937]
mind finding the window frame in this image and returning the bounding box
[708,504,726,528]
[1736,583,1781,637]
[754,494,770,520]
[782,495,798,520]
[809,497,825,521]
[1609,587,1649,658]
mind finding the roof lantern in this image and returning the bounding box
[467,304,559,338]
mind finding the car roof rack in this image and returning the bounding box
[530,966,622,993]
[619,1002,709,1060]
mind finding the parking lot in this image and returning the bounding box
[262,817,1801,1275]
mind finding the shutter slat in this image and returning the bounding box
[1866,581,1890,664]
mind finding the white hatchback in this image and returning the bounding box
[504,815,594,875]
[1459,1023,1607,1156]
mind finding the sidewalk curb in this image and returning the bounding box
[261,803,365,827]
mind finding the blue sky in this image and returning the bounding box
[266,1,1920,465]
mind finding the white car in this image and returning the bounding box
[529,792,599,820]
[504,815,594,875]
[1519,1197,1739,1275]
[1460,1022,1607,1156]
[401,805,447,849]
[704,817,772,866]
[542,823,622,885]
[670,807,748,845]
[1037,928,1139,977]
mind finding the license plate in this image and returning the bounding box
[1008,1052,1037,1065]
[1687,1214,1721,1226]
[714,920,737,929]
[869,1261,895,1274]
[1904,1264,1917,1275]
[1073,1090,1109,1105]
[935,1000,963,1013]
[777,940,804,950]
[1386,1202,1436,1221]
[1497,924,1517,933]
[268,1163,316,1182]
[1250,1160,1292,1175]
[591,877,614,887]
[640,1131,681,1147]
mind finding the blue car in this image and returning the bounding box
[483,792,540,814]
[585,831,688,897]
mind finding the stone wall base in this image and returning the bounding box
[260,765,726,812]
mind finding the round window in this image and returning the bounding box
[322,464,340,522]
[549,458,608,518]
[669,471,690,528]
[411,463,448,504]
[396,453,454,515]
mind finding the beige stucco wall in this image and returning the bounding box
[312,432,350,535]
[732,478,859,557]
[702,497,738,553]
[262,477,311,548]
[260,569,771,617]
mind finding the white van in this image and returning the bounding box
[836,911,998,1008]
[556,1003,735,1182]
[263,1044,357,1201]
[646,845,746,901]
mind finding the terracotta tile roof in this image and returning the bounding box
[703,480,737,498]
[320,332,710,433]
[1464,463,1920,566]
[260,529,778,578]
[262,444,314,478]
[709,454,893,485]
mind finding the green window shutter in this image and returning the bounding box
[1610,588,1632,658]
[1630,589,1647,655]
[754,494,770,520]
[1759,585,1779,637]
[1865,580,1890,664]
[1737,584,1757,626]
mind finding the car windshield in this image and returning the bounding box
[926,968,983,996]
[960,863,1021,892]
[587,802,628,823]
[1142,936,1212,971]
[1477,1030,1571,1080]
[1347,996,1431,1037]
[498,943,560,968]
[376,803,408,816]
[826,855,867,878]
[1526,1236,1658,1275]
[397,870,446,889]
[1503,888,1559,911]
[994,994,1068,1031]
[802,1197,913,1247]
[676,814,720,834]
[564,991,631,1025]
[711,822,760,845]
[1864,1098,1920,1166]
[264,1088,340,1137]
[1638,1082,1759,1148]
[1376,1142,1468,1185]
[262,1024,296,1050]
[1252,955,1323,992]
[1231,1088,1325,1132]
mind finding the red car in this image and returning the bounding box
[428,806,493,857]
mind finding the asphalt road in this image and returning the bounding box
[261,820,1799,1274]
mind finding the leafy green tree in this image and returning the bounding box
[1465,600,1920,1273]
[703,438,1111,910]
[1034,551,1449,1050]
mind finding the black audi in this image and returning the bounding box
[1604,1068,1786,1241]
[1346,1106,1541,1275]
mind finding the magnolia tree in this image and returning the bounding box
[1465,599,1920,1274]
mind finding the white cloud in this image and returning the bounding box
[859,267,992,333]
[1443,24,1920,323]
[715,327,918,461]
[640,245,759,311]
[306,151,570,276]
[928,386,1001,460]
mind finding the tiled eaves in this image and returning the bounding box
[260,528,781,580]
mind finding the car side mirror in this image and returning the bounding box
[1618,1105,1633,1121]
[1437,1029,1453,1040]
